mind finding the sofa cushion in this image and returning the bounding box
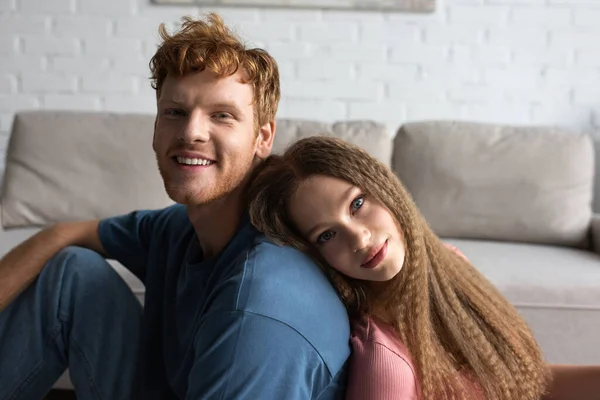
[393,121,594,247]
[273,119,392,167]
[1,111,174,228]
[444,238,600,364]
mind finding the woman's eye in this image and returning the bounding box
[317,231,335,244]
[351,196,364,211]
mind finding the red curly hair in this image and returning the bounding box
[149,13,280,129]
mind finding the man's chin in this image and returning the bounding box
[166,187,228,208]
[164,186,203,204]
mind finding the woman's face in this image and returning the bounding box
[288,174,406,282]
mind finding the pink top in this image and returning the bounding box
[346,315,420,400]
[345,243,478,400]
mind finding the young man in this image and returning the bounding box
[0,14,351,399]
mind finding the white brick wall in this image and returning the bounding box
[1,0,600,163]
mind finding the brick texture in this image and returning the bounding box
[0,0,599,145]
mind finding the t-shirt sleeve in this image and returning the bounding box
[97,209,159,281]
[186,311,332,400]
[346,340,419,400]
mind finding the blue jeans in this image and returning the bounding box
[0,246,143,400]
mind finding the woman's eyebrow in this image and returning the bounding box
[339,186,357,205]
[303,186,359,239]
[304,223,324,241]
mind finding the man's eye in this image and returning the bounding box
[213,112,231,119]
[317,231,335,244]
[164,109,185,117]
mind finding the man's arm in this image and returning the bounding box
[542,364,600,400]
[186,311,339,400]
[0,220,103,311]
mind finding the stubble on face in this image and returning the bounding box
[153,70,260,208]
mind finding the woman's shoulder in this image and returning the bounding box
[352,315,401,343]
[347,315,420,400]
[350,314,415,368]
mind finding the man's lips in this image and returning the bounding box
[172,156,215,167]
[361,240,388,269]
[169,149,217,168]
[170,149,216,162]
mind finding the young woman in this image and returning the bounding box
[247,136,597,399]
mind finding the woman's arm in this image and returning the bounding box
[542,364,600,400]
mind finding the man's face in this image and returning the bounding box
[153,70,273,207]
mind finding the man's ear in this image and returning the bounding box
[152,115,158,152]
[255,120,276,159]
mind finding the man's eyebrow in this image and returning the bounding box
[158,97,186,106]
[210,102,243,112]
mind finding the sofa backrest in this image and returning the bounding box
[0,111,390,229]
[392,120,595,248]
[273,119,391,166]
[2,111,595,249]
[0,111,172,228]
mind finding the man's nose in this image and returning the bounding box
[177,112,210,144]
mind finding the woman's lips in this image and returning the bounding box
[361,240,388,269]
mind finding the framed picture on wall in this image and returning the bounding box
[152,0,435,13]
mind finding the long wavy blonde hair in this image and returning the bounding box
[247,136,549,400]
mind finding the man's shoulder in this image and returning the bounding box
[140,204,192,243]
[107,203,188,234]
[246,235,333,291]
[233,235,350,367]
[242,240,342,316]
[250,234,315,264]
[184,226,351,390]
[147,203,189,228]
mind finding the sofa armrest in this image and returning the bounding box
[590,214,600,255]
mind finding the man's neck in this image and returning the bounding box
[186,191,245,261]
[187,158,265,260]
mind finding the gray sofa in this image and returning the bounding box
[1,111,598,391]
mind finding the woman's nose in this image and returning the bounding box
[350,224,371,252]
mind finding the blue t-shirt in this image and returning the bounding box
[98,204,351,399]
